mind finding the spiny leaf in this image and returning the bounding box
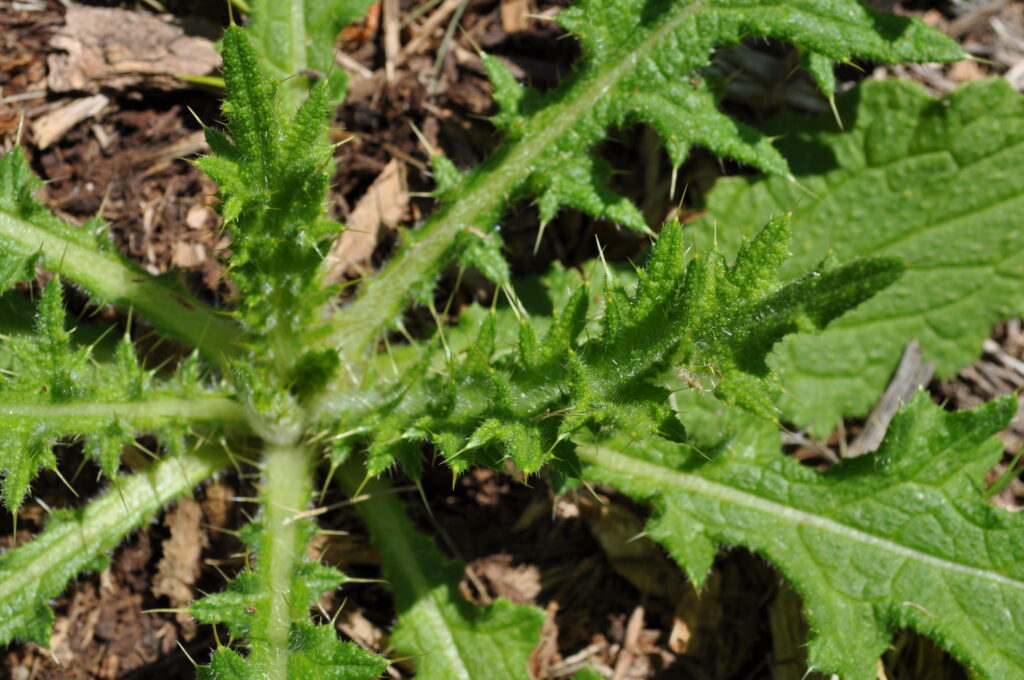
[196,623,386,680]
[192,442,386,680]
[200,27,337,341]
[473,0,963,232]
[455,227,510,288]
[430,154,465,202]
[0,280,241,511]
[579,392,1024,680]
[692,77,1024,434]
[0,150,115,259]
[338,216,899,476]
[0,148,240,359]
[191,518,386,680]
[327,0,961,361]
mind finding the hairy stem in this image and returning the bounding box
[252,439,313,679]
[0,444,230,645]
[0,211,242,364]
[0,396,246,423]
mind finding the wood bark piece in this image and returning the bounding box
[152,498,206,639]
[324,159,408,283]
[846,340,934,458]
[500,0,530,34]
[47,3,220,94]
[31,93,108,148]
[947,0,1008,39]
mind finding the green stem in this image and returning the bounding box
[0,396,246,423]
[0,444,230,645]
[319,2,706,366]
[0,211,243,365]
[252,439,314,680]
[337,463,471,678]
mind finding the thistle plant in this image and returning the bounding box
[0,2,1022,680]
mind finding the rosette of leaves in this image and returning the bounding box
[1,1,1018,679]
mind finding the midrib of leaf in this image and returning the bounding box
[0,211,241,365]
[319,0,708,367]
[576,443,1024,591]
[338,467,472,680]
[0,396,245,422]
[0,444,229,644]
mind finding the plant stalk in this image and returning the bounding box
[337,463,473,678]
[0,396,246,423]
[253,439,314,679]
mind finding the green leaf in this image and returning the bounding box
[570,670,603,680]
[344,216,899,476]
[0,445,229,646]
[490,0,962,229]
[203,27,337,344]
[455,227,511,288]
[340,464,544,680]
[579,393,1024,680]
[693,78,1024,434]
[197,627,386,680]
[0,280,244,511]
[247,0,376,110]
[325,0,962,365]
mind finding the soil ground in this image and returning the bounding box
[1,1,1023,678]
